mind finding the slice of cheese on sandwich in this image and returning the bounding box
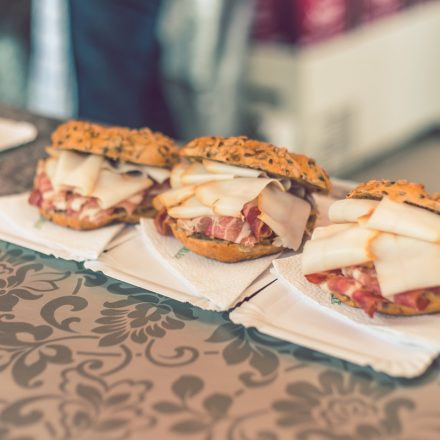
[302,225,377,275]
[49,150,152,208]
[181,162,235,185]
[364,197,440,243]
[258,185,311,250]
[168,195,215,218]
[62,154,104,196]
[329,199,379,223]
[371,233,440,298]
[195,178,284,218]
[153,185,196,210]
[103,161,170,184]
[311,223,354,240]
[92,170,152,209]
[202,159,263,178]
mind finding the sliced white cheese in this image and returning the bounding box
[195,178,285,218]
[371,233,440,297]
[202,159,262,177]
[211,196,249,217]
[168,196,215,218]
[170,162,191,188]
[153,185,196,210]
[92,170,153,209]
[371,232,440,260]
[142,165,170,184]
[329,199,379,223]
[44,157,58,182]
[62,154,104,196]
[365,196,440,243]
[51,150,86,189]
[311,223,354,240]
[302,225,377,274]
[103,161,170,184]
[257,186,311,250]
[181,162,234,185]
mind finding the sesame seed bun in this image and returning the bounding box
[347,179,440,215]
[51,120,179,168]
[38,206,155,230]
[170,223,282,263]
[179,136,331,193]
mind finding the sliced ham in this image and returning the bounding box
[306,264,440,316]
[393,290,430,311]
[175,216,258,246]
[242,200,273,241]
[28,189,43,207]
[351,289,383,317]
[157,198,275,247]
[29,168,165,222]
[155,208,173,235]
[341,265,381,296]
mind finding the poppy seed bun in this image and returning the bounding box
[347,179,440,215]
[170,223,282,263]
[179,136,331,193]
[51,120,179,167]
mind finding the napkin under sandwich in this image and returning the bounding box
[0,193,124,261]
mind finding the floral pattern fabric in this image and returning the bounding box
[1,108,440,439]
[0,240,439,440]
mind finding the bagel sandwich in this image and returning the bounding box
[153,136,331,262]
[302,179,440,316]
[28,120,179,230]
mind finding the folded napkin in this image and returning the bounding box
[137,219,279,310]
[230,280,439,378]
[0,193,124,261]
[0,117,37,151]
[85,227,275,310]
[273,255,440,349]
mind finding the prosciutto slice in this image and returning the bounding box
[29,167,163,222]
[156,198,275,247]
[155,208,173,235]
[242,200,273,240]
[306,264,440,316]
[176,216,258,246]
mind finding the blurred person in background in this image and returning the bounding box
[28,0,76,119]
[69,0,173,133]
[0,0,30,107]
[158,0,254,139]
[27,0,254,139]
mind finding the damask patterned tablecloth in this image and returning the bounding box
[1,105,440,440]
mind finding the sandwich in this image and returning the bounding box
[302,179,440,316]
[153,136,331,262]
[28,120,179,230]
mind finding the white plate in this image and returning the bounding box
[84,227,277,311]
[273,255,440,349]
[230,280,439,378]
[0,117,38,151]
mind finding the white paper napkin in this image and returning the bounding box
[272,254,440,349]
[0,193,124,261]
[0,118,38,151]
[85,227,276,310]
[137,219,279,310]
[230,280,439,378]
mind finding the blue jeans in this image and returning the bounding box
[69,0,175,134]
